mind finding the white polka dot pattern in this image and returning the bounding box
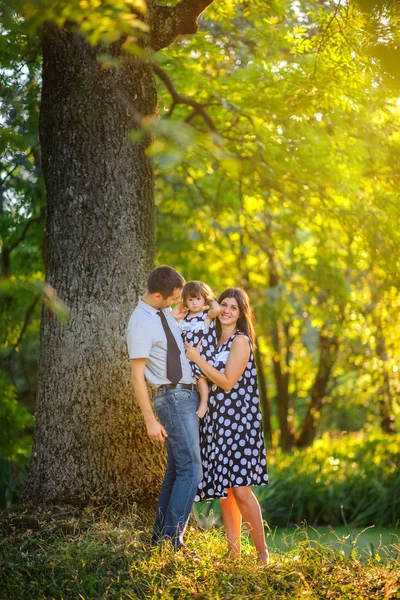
[194,331,268,502]
[181,310,217,379]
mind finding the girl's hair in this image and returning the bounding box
[182,280,214,305]
[216,288,256,346]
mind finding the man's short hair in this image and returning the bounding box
[147,266,185,298]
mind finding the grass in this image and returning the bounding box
[257,432,400,527]
[0,506,399,599]
[270,525,399,559]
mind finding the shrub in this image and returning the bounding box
[0,377,33,508]
[258,432,400,527]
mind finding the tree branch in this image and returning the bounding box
[153,63,218,132]
[8,209,45,254]
[150,0,216,52]
[0,163,19,186]
[1,293,41,365]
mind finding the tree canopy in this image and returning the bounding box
[1,0,399,499]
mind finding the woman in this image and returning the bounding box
[185,288,269,564]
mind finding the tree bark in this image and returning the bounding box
[296,332,339,448]
[374,318,396,434]
[24,1,216,509]
[271,323,294,451]
[149,0,216,51]
[24,24,160,507]
[260,217,294,449]
[255,345,273,448]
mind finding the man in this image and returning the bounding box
[126,265,202,549]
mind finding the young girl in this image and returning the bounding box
[173,281,220,418]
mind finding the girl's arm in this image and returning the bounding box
[185,335,250,391]
[204,299,220,327]
[171,301,188,321]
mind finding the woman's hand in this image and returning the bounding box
[184,340,202,363]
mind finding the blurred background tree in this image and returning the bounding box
[153,0,400,450]
[0,0,399,517]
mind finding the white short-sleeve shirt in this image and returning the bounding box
[126,299,195,386]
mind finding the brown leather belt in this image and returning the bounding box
[155,383,197,395]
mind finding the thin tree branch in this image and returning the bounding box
[8,210,45,254]
[0,148,37,187]
[334,16,357,52]
[0,163,19,186]
[312,3,341,78]
[1,293,41,365]
[153,63,218,132]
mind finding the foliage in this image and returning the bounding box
[153,0,400,445]
[257,431,400,527]
[0,0,44,436]
[0,377,32,460]
[0,377,33,508]
[1,0,400,470]
[7,0,148,51]
[0,507,399,599]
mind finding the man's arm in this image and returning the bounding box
[130,358,168,444]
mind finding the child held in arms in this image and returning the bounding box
[173,281,220,418]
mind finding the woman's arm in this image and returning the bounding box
[185,335,250,391]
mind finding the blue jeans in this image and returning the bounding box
[152,388,202,548]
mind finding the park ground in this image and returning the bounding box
[0,505,399,600]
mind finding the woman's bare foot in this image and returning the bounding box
[257,549,270,565]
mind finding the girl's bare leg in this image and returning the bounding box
[220,489,242,557]
[231,486,269,563]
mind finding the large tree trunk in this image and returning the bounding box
[23,1,215,509]
[24,24,161,507]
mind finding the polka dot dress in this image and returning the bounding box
[194,331,268,501]
[180,310,217,379]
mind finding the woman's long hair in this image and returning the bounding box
[216,288,256,346]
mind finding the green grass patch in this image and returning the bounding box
[258,432,400,527]
[270,526,399,559]
[0,507,399,599]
